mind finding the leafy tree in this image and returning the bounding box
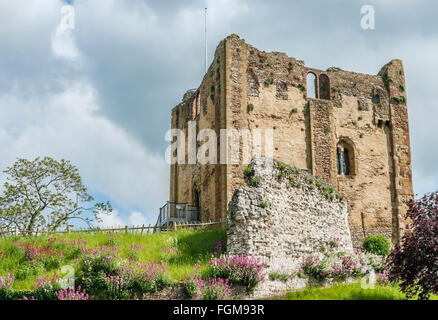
[0,157,111,234]
[387,191,438,300]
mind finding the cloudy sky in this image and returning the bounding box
[0,0,436,227]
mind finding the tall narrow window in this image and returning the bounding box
[306,72,317,98]
[337,138,355,176]
[337,149,342,174]
[319,74,330,100]
[342,149,350,175]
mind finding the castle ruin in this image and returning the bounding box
[165,34,413,247]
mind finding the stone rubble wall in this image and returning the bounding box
[227,156,353,298]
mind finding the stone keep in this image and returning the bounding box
[169,34,413,247]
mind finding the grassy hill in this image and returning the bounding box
[0,227,226,292]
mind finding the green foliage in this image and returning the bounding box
[358,104,365,111]
[399,85,405,92]
[269,272,290,282]
[251,176,260,186]
[247,104,254,113]
[260,201,267,209]
[0,228,226,293]
[290,108,298,114]
[297,84,306,92]
[0,157,112,233]
[391,96,406,103]
[284,283,407,300]
[358,116,363,121]
[362,235,390,256]
[382,73,389,89]
[264,77,274,86]
[277,172,286,180]
[243,164,253,177]
[126,249,140,261]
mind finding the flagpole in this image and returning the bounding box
[205,7,207,74]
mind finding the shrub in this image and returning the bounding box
[32,274,62,300]
[208,255,265,294]
[110,260,171,298]
[183,267,231,300]
[387,191,438,300]
[200,278,231,300]
[260,201,267,209]
[247,104,254,113]
[55,286,89,300]
[15,262,44,280]
[300,237,386,284]
[0,273,14,300]
[77,246,121,295]
[362,235,390,256]
[103,274,132,300]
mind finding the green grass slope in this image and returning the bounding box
[0,228,226,291]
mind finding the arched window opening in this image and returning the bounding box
[306,72,317,98]
[337,139,355,176]
[319,74,330,100]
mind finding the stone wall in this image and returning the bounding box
[227,156,353,298]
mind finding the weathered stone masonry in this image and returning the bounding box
[169,34,414,247]
[227,156,353,298]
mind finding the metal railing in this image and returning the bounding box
[156,201,200,227]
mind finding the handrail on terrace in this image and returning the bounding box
[156,201,200,228]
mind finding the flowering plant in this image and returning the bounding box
[101,260,171,300]
[183,266,231,300]
[56,286,89,300]
[0,273,15,300]
[208,255,265,294]
[32,274,61,300]
[300,237,386,283]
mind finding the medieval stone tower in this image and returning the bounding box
[168,34,413,246]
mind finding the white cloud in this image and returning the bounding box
[128,211,148,226]
[97,210,126,228]
[0,80,169,224]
